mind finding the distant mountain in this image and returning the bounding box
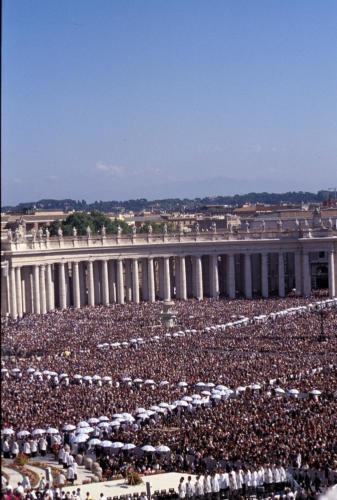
[1,190,332,213]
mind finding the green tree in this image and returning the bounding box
[46,211,132,236]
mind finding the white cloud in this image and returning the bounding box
[95,162,127,177]
[95,162,162,178]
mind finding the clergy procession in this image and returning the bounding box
[1,296,337,499]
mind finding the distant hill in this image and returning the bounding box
[1,190,333,213]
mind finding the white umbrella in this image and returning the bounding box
[176,400,188,407]
[83,376,92,381]
[145,410,156,416]
[274,388,285,394]
[88,418,100,425]
[32,428,46,436]
[159,402,170,408]
[136,408,146,414]
[134,378,143,383]
[17,430,30,438]
[63,424,76,431]
[92,375,101,381]
[27,368,36,374]
[111,442,124,449]
[78,421,89,428]
[182,396,193,402]
[251,384,261,390]
[159,381,169,386]
[289,389,299,395]
[310,389,322,395]
[144,379,156,385]
[156,445,170,453]
[42,370,51,376]
[100,440,113,448]
[74,434,89,443]
[102,376,112,382]
[192,399,203,405]
[236,386,246,393]
[76,427,94,434]
[150,406,161,412]
[191,394,201,399]
[98,422,110,428]
[178,382,188,387]
[206,383,215,388]
[113,413,124,419]
[122,377,132,382]
[122,443,136,451]
[1,368,8,373]
[98,416,109,422]
[196,382,206,387]
[141,445,156,452]
[46,428,59,434]
[137,413,149,420]
[74,374,82,380]
[211,394,221,400]
[201,390,211,396]
[2,428,15,435]
[88,438,101,446]
[59,373,68,379]
[215,385,228,391]
[110,421,121,427]
[12,368,21,373]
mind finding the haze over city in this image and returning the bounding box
[2,0,337,206]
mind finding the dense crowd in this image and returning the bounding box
[1,297,337,498]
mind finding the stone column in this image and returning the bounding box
[21,269,26,315]
[23,267,32,314]
[39,265,47,314]
[93,261,101,305]
[15,267,23,318]
[59,262,67,310]
[163,256,171,301]
[141,259,148,301]
[147,257,155,302]
[87,261,95,306]
[175,257,181,298]
[328,250,336,298]
[158,258,164,299]
[209,255,219,299]
[46,264,55,311]
[125,260,133,302]
[302,252,311,297]
[9,266,18,319]
[33,265,41,314]
[101,260,109,306]
[195,256,203,300]
[226,254,236,299]
[261,253,269,298]
[132,259,140,303]
[244,253,252,299]
[79,263,86,306]
[116,259,125,304]
[294,251,302,296]
[278,252,285,298]
[72,262,81,309]
[108,260,117,303]
[178,256,187,300]
[1,266,9,316]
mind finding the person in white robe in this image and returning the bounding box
[194,475,204,497]
[204,473,212,497]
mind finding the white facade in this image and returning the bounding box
[1,225,337,319]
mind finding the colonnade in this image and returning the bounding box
[2,249,336,319]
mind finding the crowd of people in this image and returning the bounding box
[1,296,337,499]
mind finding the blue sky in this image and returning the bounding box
[2,0,337,205]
